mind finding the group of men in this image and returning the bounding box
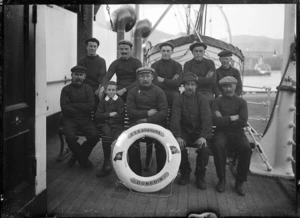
[60,37,251,196]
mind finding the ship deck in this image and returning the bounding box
[47,133,297,217]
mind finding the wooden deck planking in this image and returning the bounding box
[120,191,140,217]
[165,176,180,216]
[46,134,298,217]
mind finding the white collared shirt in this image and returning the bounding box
[105,95,118,101]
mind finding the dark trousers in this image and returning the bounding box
[63,118,99,164]
[179,132,210,178]
[165,90,179,108]
[101,125,124,159]
[211,131,252,183]
[128,137,166,176]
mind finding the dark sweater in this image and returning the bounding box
[126,84,168,125]
[78,55,106,91]
[60,83,95,119]
[151,59,182,91]
[95,96,125,128]
[211,95,248,132]
[215,66,243,96]
[102,57,142,91]
[183,58,216,92]
[170,92,212,139]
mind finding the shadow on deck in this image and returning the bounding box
[47,134,298,217]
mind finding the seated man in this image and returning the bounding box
[211,76,252,196]
[126,66,168,176]
[170,72,212,189]
[60,65,99,168]
[95,81,125,177]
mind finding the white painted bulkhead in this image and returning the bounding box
[35,5,118,194]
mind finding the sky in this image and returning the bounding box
[106,4,289,42]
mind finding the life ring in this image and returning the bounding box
[112,123,181,193]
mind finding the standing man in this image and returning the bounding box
[215,50,243,97]
[99,40,142,101]
[211,76,252,196]
[183,42,216,102]
[126,67,168,176]
[78,38,106,102]
[151,42,182,107]
[170,72,212,189]
[60,65,99,168]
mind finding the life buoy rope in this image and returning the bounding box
[112,123,181,193]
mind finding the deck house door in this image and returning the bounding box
[2,5,36,214]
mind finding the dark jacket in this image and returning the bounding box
[170,92,212,139]
[60,83,95,119]
[211,95,248,132]
[151,59,182,91]
[126,84,168,126]
[183,58,216,92]
[102,57,142,91]
[215,66,243,96]
[95,96,125,128]
[78,55,106,91]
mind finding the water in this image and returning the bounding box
[243,71,282,92]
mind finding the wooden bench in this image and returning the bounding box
[57,107,169,163]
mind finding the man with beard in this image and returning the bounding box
[60,65,99,168]
[215,50,243,97]
[78,38,106,103]
[126,67,168,176]
[99,40,142,101]
[211,76,251,196]
[151,42,182,107]
[170,72,212,189]
[183,42,216,102]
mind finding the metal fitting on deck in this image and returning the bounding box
[288,123,296,128]
[289,106,296,111]
[287,139,295,146]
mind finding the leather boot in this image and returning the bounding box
[196,177,206,190]
[178,172,190,185]
[96,159,112,177]
[216,179,226,193]
[235,181,246,196]
[80,159,93,169]
[67,155,77,167]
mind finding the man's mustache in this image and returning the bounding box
[121,53,128,55]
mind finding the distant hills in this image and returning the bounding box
[219,35,283,54]
[148,30,283,55]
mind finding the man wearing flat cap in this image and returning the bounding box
[183,42,216,102]
[170,72,212,189]
[99,39,142,101]
[211,76,251,196]
[151,41,182,107]
[126,67,168,176]
[78,38,107,104]
[60,65,99,168]
[215,50,243,97]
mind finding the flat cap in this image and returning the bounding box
[71,65,87,73]
[219,76,237,85]
[136,66,155,75]
[218,50,232,57]
[118,39,133,47]
[189,42,207,51]
[85,38,99,46]
[183,72,198,83]
[159,42,174,49]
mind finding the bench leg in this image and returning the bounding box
[56,131,71,162]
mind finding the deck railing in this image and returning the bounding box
[243,85,272,124]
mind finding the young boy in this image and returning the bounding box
[95,81,125,177]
